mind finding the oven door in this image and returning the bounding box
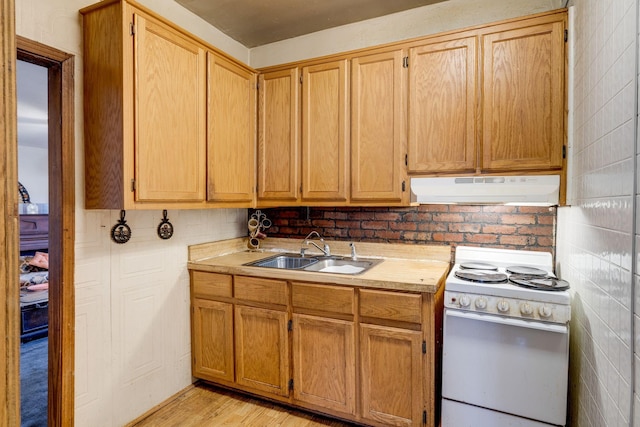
[441,308,569,426]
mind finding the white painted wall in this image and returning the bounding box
[17,146,48,205]
[249,0,566,68]
[15,1,249,426]
[556,0,637,426]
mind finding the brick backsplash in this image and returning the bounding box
[254,205,556,254]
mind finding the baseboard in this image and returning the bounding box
[123,382,197,426]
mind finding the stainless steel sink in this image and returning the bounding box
[243,253,381,275]
[302,258,381,274]
[246,254,318,269]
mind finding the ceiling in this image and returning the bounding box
[174,0,446,48]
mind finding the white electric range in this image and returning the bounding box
[441,246,571,427]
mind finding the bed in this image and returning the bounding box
[19,214,49,342]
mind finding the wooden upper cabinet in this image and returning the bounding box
[81,0,259,209]
[351,50,406,202]
[207,52,256,203]
[408,35,478,174]
[133,13,206,202]
[481,18,565,172]
[301,60,349,201]
[257,68,300,201]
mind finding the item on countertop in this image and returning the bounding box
[247,210,271,249]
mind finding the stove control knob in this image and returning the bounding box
[475,297,488,310]
[459,295,471,308]
[520,302,534,316]
[539,306,553,319]
[497,299,510,313]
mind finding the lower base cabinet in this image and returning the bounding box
[360,324,424,427]
[192,299,234,382]
[235,305,290,396]
[190,270,443,427]
[292,313,356,416]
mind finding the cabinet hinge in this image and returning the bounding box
[287,319,293,331]
[402,181,406,192]
[130,22,135,36]
[288,379,294,391]
[299,75,303,84]
[256,81,260,90]
[131,179,136,192]
[423,410,427,424]
[564,29,568,43]
[562,145,567,159]
[405,153,408,166]
[422,340,426,354]
[403,56,409,68]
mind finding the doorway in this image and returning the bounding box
[14,36,75,426]
[17,57,49,426]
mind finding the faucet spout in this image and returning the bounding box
[302,231,331,256]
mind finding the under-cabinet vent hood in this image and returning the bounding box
[410,175,560,206]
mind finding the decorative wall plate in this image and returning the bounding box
[157,210,174,240]
[111,210,131,244]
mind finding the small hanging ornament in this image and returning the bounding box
[157,209,174,240]
[111,210,131,244]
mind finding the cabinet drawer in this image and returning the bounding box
[292,282,354,315]
[192,271,232,299]
[235,276,287,306]
[359,289,422,324]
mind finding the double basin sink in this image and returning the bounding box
[243,253,382,275]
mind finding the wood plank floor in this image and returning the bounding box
[130,383,358,426]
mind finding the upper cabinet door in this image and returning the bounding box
[408,36,478,174]
[207,52,256,203]
[301,60,349,201]
[481,19,565,171]
[133,14,206,202]
[257,68,300,202]
[351,50,405,202]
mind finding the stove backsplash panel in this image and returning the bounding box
[254,205,556,255]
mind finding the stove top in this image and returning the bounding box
[445,246,571,323]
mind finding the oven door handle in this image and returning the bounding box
[445,309,568,334]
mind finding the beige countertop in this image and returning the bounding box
[188,237,452,293]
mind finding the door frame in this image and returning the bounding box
[1,1,76,423]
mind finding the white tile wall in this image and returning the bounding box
[556,0,638,426]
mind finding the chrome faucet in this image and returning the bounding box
[350,242,357,260]
[302,231,331,257]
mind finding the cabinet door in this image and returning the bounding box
[481,20,565,171]
[292,314,356,415]
[207,52,256,202]
[192,299,234,382]
[360,324,423,427]
[408,36,478,173]
[351,50,405,202]
[257,68,300,201]
[301,60,349,201]
[235,305,289,397]
[133,14,206,202]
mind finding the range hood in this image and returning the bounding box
[410,175,560,206]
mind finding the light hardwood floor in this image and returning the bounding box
[129,383,358,426]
